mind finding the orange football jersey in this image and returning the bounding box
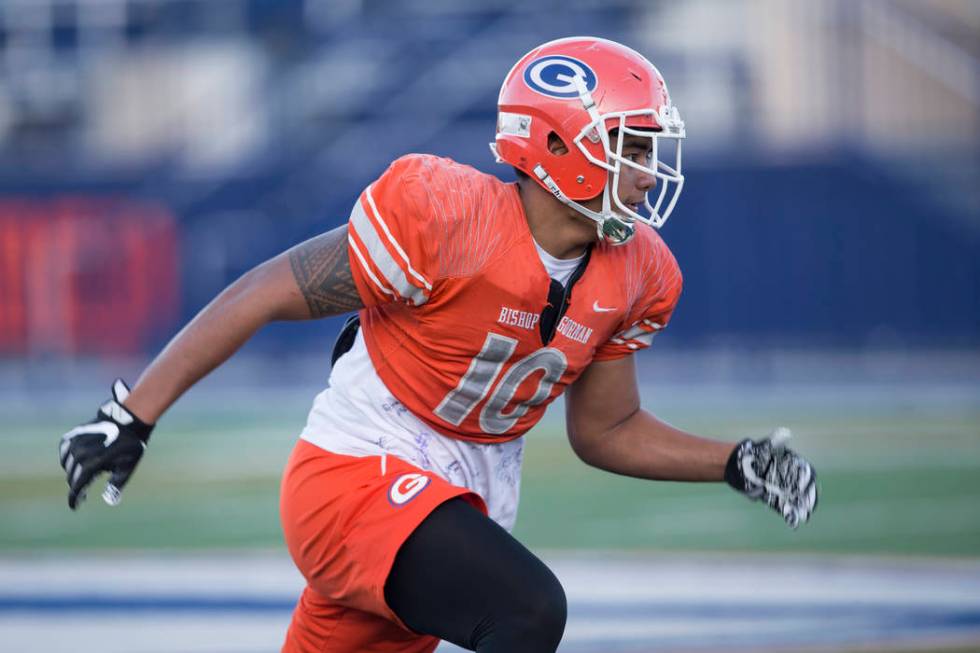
[346,154,682,443]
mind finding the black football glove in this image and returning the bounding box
[59,379,154,510]
[724,427,817,529]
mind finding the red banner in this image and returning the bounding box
[0,197,180,356]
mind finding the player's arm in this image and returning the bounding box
[59,225,362,509]
[565,355,818,527]
[565,355,732,481]
[124,225,361,422]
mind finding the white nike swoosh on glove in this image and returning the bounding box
[62,421,121,447]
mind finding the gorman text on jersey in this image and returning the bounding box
[556,316,593,344]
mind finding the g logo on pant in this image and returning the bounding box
[388,473,431,507]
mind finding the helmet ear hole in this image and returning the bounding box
[547,131,569,156]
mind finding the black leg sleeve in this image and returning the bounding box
[384,498,566,652]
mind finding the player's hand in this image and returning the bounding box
[59,379,154,510]
[724,427,817,529]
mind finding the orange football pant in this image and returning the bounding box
[279,439,485,652]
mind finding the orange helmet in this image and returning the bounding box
[492,37,685,244]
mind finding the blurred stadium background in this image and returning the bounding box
[1,0,978,651]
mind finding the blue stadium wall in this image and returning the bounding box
[1,155,977,354]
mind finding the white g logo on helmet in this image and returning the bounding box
[523,55,598,99]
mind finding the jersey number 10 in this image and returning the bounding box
[434,332,568,435]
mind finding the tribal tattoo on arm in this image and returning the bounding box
[288,225,364,318]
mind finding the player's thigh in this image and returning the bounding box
[284,585,438,653]
[384,497,567,649]
[280,440,486,620]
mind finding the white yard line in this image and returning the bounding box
[1,552,978,652]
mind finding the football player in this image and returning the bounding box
[59,37,817,653]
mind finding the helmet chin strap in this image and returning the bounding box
[532,164,635,246]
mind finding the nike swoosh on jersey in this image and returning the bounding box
[592,301,616,312]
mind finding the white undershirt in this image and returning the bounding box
[534,240,585,286]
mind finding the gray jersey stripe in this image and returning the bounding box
[632,331,656,346]
[349,200,427,306]
[365,187,432,292]
[348,234,396,298]
[614,325,646,341]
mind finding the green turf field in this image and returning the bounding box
[3,392,979,556]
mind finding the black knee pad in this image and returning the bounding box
[472,564,567,651]
[519,567,567,643]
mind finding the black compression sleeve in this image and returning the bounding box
[384,498,566,652]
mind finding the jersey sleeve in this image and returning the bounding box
[346,155,436,308]
[593,239,683,361]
